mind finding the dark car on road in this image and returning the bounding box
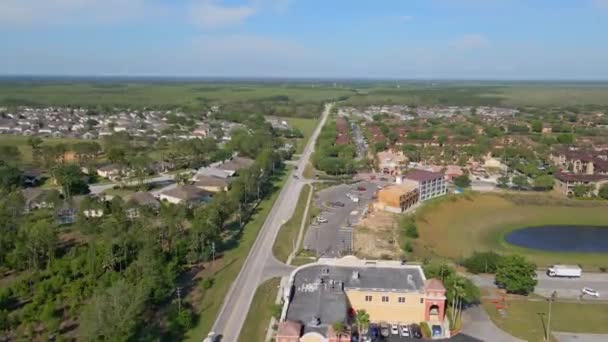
[330,201,345,207]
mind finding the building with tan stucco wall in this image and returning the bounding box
[276,256,448,341]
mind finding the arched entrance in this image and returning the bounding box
[429,304,440,318]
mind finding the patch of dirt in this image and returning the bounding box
[353,210,401,259]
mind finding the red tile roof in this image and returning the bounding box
[404,169,443,182]
[424,278,446,292]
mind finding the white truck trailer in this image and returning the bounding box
[547,264,582,278]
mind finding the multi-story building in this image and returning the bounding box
[550,148,608,196]
[277,256,448,342]
[374,183,419,213]
[402,169,447,201]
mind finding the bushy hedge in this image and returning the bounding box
[462,251,504,274]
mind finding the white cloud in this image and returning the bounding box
[593,0,608,9]
[0,0,165,26]
[189,1,256,29]
[450,33,489,49]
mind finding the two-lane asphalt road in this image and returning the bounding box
[211,103,332,342]
[470,271,608,300]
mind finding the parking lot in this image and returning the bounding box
[303,181,384,257]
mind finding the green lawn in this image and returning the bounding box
[272,184,312,263]
[483,298,608,342]
[237,278,281,342]
[184,167,292,342]
[284,118,317,154]
[414,193,608,269]
[0,135,84,164]
[103,187,136,197]
[0,82,353,107]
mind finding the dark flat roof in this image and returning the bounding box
[286,262,425,335]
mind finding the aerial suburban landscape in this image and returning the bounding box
[2,1,608,342]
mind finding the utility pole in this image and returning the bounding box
[176,286,182,313]
[546,291,557,341]
[211,241,215,267]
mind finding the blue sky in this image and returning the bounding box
[1,0,608,79]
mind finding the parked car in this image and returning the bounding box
[317,216,328,223]
[411,324,422,339]
[379,323,390,337]
[330,201,345,207]
[400,324,410,337]
[369,324,379,339]
[582,287,600,297]
[391,324,399,335]
[357,186,366,191]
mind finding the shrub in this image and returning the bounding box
[201,278,214,290]
[420,322,431,338]
[403,241,414,253]
[495,255,538,295]
[462,251,504,274]
[270,304,283,318]
[401,217,419,239]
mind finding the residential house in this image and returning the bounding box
[97,164,123,181]
[22,169,42,186]
[217,156,255,176]
[377,149,407,175]
[194,175,231,192]
[127,191,160,218]
[22,188,59,212]
[159,185,212,205]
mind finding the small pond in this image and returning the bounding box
[504,225,608,253]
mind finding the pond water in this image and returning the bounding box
[504,225,608,253]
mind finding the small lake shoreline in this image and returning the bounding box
[505,225,608,253]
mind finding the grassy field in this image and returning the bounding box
[272,184,312,262]
[0,82,353,107]
[237,278,281,342]
[343,84,608,107]
[483,298,608,341]
[184,167,291,342]
[4,81,608,109]
[498,86,608,106]
[284,118,317,154]
[0,135,84,164]
[413,193,608,269]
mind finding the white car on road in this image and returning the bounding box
[317,216,328,223]
[582,287,600,297]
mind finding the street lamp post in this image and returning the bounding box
[546,291,557,341]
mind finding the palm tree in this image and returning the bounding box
[332,321,346,338]
[354,309,370,335]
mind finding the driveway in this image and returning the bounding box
[460,305,525,342]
